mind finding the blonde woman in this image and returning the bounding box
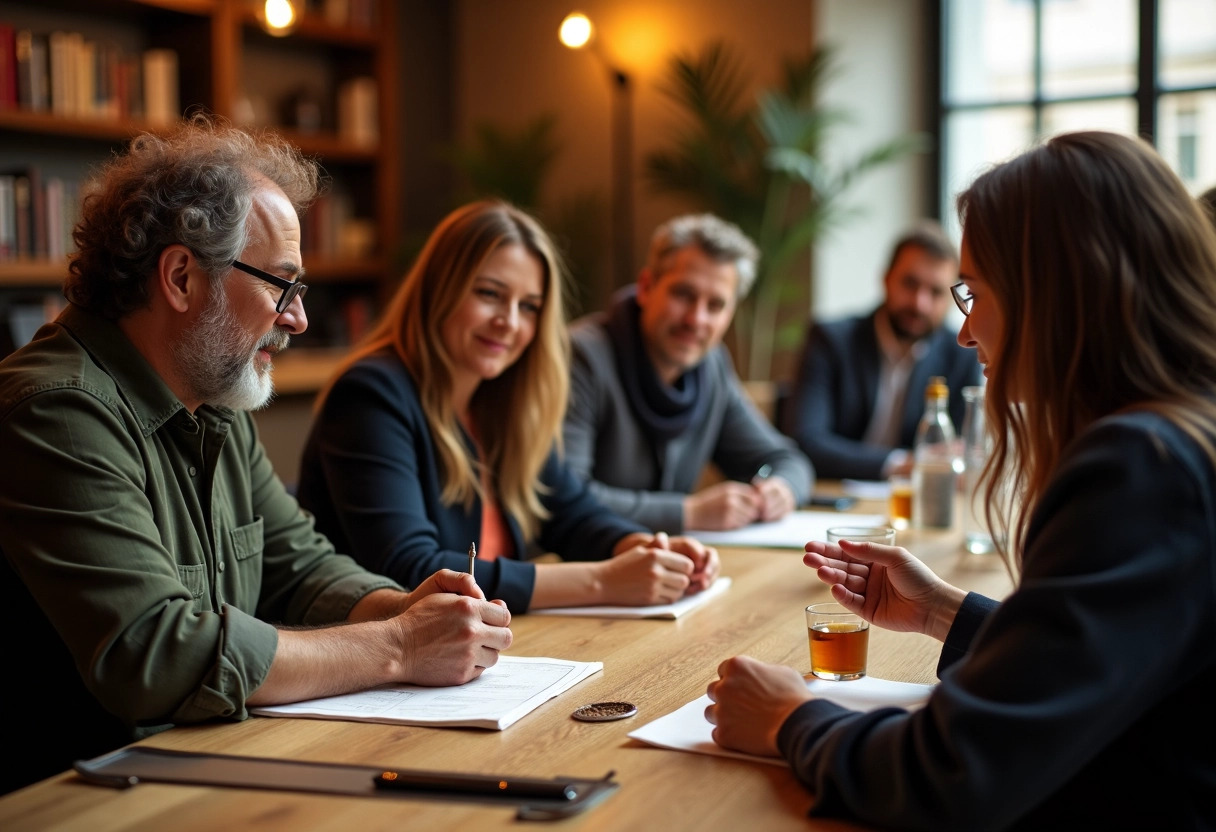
[707,132,1216,829]
[297,200,718,612]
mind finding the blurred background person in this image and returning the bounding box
[786,220,979,481]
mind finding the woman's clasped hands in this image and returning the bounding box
[597,531,721,606]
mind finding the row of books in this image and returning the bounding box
[0,24,179,125]
[336,76,378,147]
[0,167,379,265]
[301,189,378,260]
[0,169,79,263]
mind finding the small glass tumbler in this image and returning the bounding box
[806,602,870,680]
[826,526,897,546]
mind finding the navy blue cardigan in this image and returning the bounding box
[296,353,646,612]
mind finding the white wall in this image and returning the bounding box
[813,0,935,321]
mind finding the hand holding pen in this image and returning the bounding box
[387,550,512,685]
[750,463,796,522]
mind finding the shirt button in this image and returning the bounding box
[217,561,225,572]
[188,466,198,477]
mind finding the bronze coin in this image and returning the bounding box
[571,701,638,722]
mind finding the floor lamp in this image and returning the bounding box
[560,12,634,291]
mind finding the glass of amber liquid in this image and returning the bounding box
[806,603,869,680]
[888,477,913,530]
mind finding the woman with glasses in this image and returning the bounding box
[296,200,719,613]
[705,131,1216,829]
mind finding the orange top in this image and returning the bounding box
[477,464,511,562]
[461,414,512,562]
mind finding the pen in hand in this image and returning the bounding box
[752,463,772,484]
[468,542,477,582]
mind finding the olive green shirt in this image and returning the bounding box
[0,304,401,789]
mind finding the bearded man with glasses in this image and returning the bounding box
[0,116,512,794]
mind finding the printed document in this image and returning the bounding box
[686,511,887,549]
[628,675,934,765]
[533,576,732,619]
[252,656,601,730]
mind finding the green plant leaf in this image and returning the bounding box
[643,40,926,380]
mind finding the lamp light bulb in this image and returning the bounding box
[263,0,297,36]
[559,12,593,49]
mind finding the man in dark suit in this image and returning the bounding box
[785,220,980,480]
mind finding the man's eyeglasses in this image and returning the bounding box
[231,260,308,313]
[951,282,973,317]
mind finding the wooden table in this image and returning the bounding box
[0,506,1013,831]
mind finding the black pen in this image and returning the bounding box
[374,769,577,800]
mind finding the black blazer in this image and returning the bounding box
[785,310,981,480]
[296,353,645,612]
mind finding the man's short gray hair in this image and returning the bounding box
[646,213,760,298]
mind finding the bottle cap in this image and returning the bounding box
[925,376,948,400]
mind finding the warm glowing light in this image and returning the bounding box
[559,12,593,49]
[262,0,297,35]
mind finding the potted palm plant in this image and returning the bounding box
[440,113,609,317]
[645,41,927,384]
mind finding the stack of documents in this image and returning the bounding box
[628,675,934,765]
[252,656,600,730]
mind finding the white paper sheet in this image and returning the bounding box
[532,576,732,619]
[628,675,935,765]
[251,656,601,730]
[841,479,893,500]
[685,511,887,548]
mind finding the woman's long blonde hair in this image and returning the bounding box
[959,131,1216,566]
[319,200,570,539]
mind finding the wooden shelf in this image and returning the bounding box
[0,260,70,287]
[302,256,390,282]
[0,0,398,368]
[269,346,350,395]
[0,110,164,142]
[0,111,379,161]
[284,130,378,162]
[240,11,380,49]
[0,257,389,287]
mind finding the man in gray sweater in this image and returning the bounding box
[563,213,814,533]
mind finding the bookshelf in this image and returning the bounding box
[0,0,397,391]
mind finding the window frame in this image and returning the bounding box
[935,0,1216,220]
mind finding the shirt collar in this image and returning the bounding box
[57,304,233,436]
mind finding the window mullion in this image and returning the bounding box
[1138,0,1159,141]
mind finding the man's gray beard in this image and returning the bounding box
[172,284,288,411]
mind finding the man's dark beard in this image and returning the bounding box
[889,311,930,342]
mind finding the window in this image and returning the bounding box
[939,0,1216,234]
